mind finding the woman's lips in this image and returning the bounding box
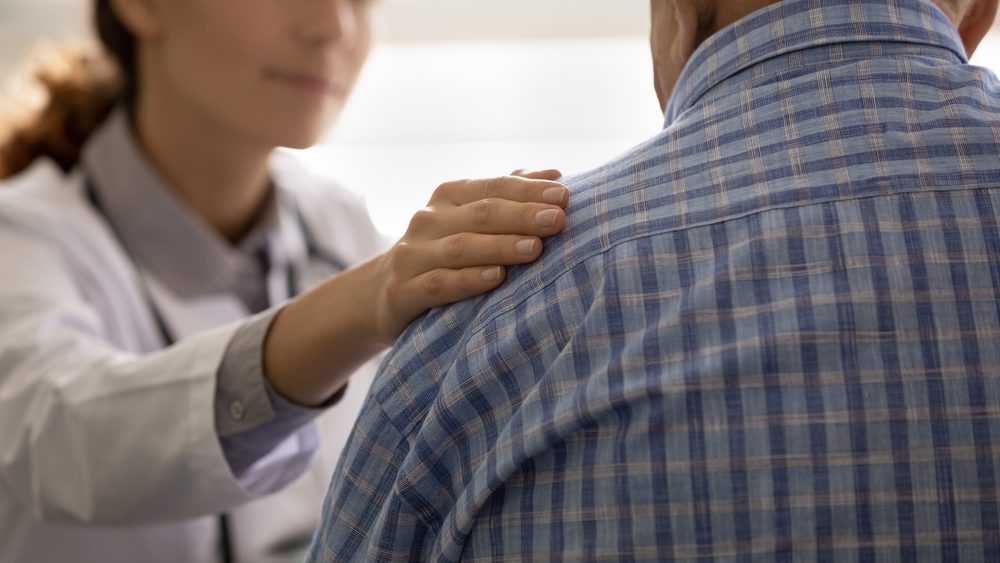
[265,69,342,98]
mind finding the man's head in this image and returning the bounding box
[650,0,1000,111]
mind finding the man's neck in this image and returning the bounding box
[709,0,970,32]
[133,94,273,245]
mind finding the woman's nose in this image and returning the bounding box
[293,0,359,49]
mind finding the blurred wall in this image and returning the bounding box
[0,0,649,78]
[0,0,88,80]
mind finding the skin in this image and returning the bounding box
[650,0,1000,112]
[108,0,570,406]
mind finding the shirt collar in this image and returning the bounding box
[80,107,290,298]
[664,0,968,126]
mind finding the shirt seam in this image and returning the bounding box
[469,182,1000,362]
[362,399,444,532]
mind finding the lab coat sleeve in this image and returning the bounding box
[0,221,315,526]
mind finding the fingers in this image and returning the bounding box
[408,198,567,240]
[431,175,569,208]
[402,266,509,311]
[377,170,570,335]
[511,168,563,181]
[395,233,545,274]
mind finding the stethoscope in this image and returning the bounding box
[84,176,347,563]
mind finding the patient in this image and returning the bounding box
[311,0,1000,560]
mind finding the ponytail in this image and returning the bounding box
[0,0,136,180]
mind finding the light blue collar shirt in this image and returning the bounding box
[311,0,1000,560]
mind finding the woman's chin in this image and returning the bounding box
[277,136,319,150]
[249,111,334,150]
[270,126,326,150]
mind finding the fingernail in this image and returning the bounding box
[535,209,560,227]
[542,187,567,204]
[515,239,537,255]
[481,267,502,282]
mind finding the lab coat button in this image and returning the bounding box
[229,401,246,421]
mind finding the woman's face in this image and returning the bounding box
[137,0,375,149]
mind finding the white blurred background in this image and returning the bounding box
[2,0,999,237]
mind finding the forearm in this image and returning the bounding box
[263,255,387,408]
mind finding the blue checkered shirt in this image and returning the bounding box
[310,0,1000,560]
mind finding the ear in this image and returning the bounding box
[109,0,164,39]
[957,0,999,57]
[651,1,705,112]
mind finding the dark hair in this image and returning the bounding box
[0,0,137,179]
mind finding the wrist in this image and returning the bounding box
[262,258,389,407]
[345,253,396,346]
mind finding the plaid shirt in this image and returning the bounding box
[311,0,1000,560]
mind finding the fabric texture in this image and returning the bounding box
[311,0,1000,560]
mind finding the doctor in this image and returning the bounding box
[0,0,570,561]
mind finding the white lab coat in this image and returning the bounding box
[0,154,387,563]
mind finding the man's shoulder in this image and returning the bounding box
[413,135,673,320]
[373,50,1000,426]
